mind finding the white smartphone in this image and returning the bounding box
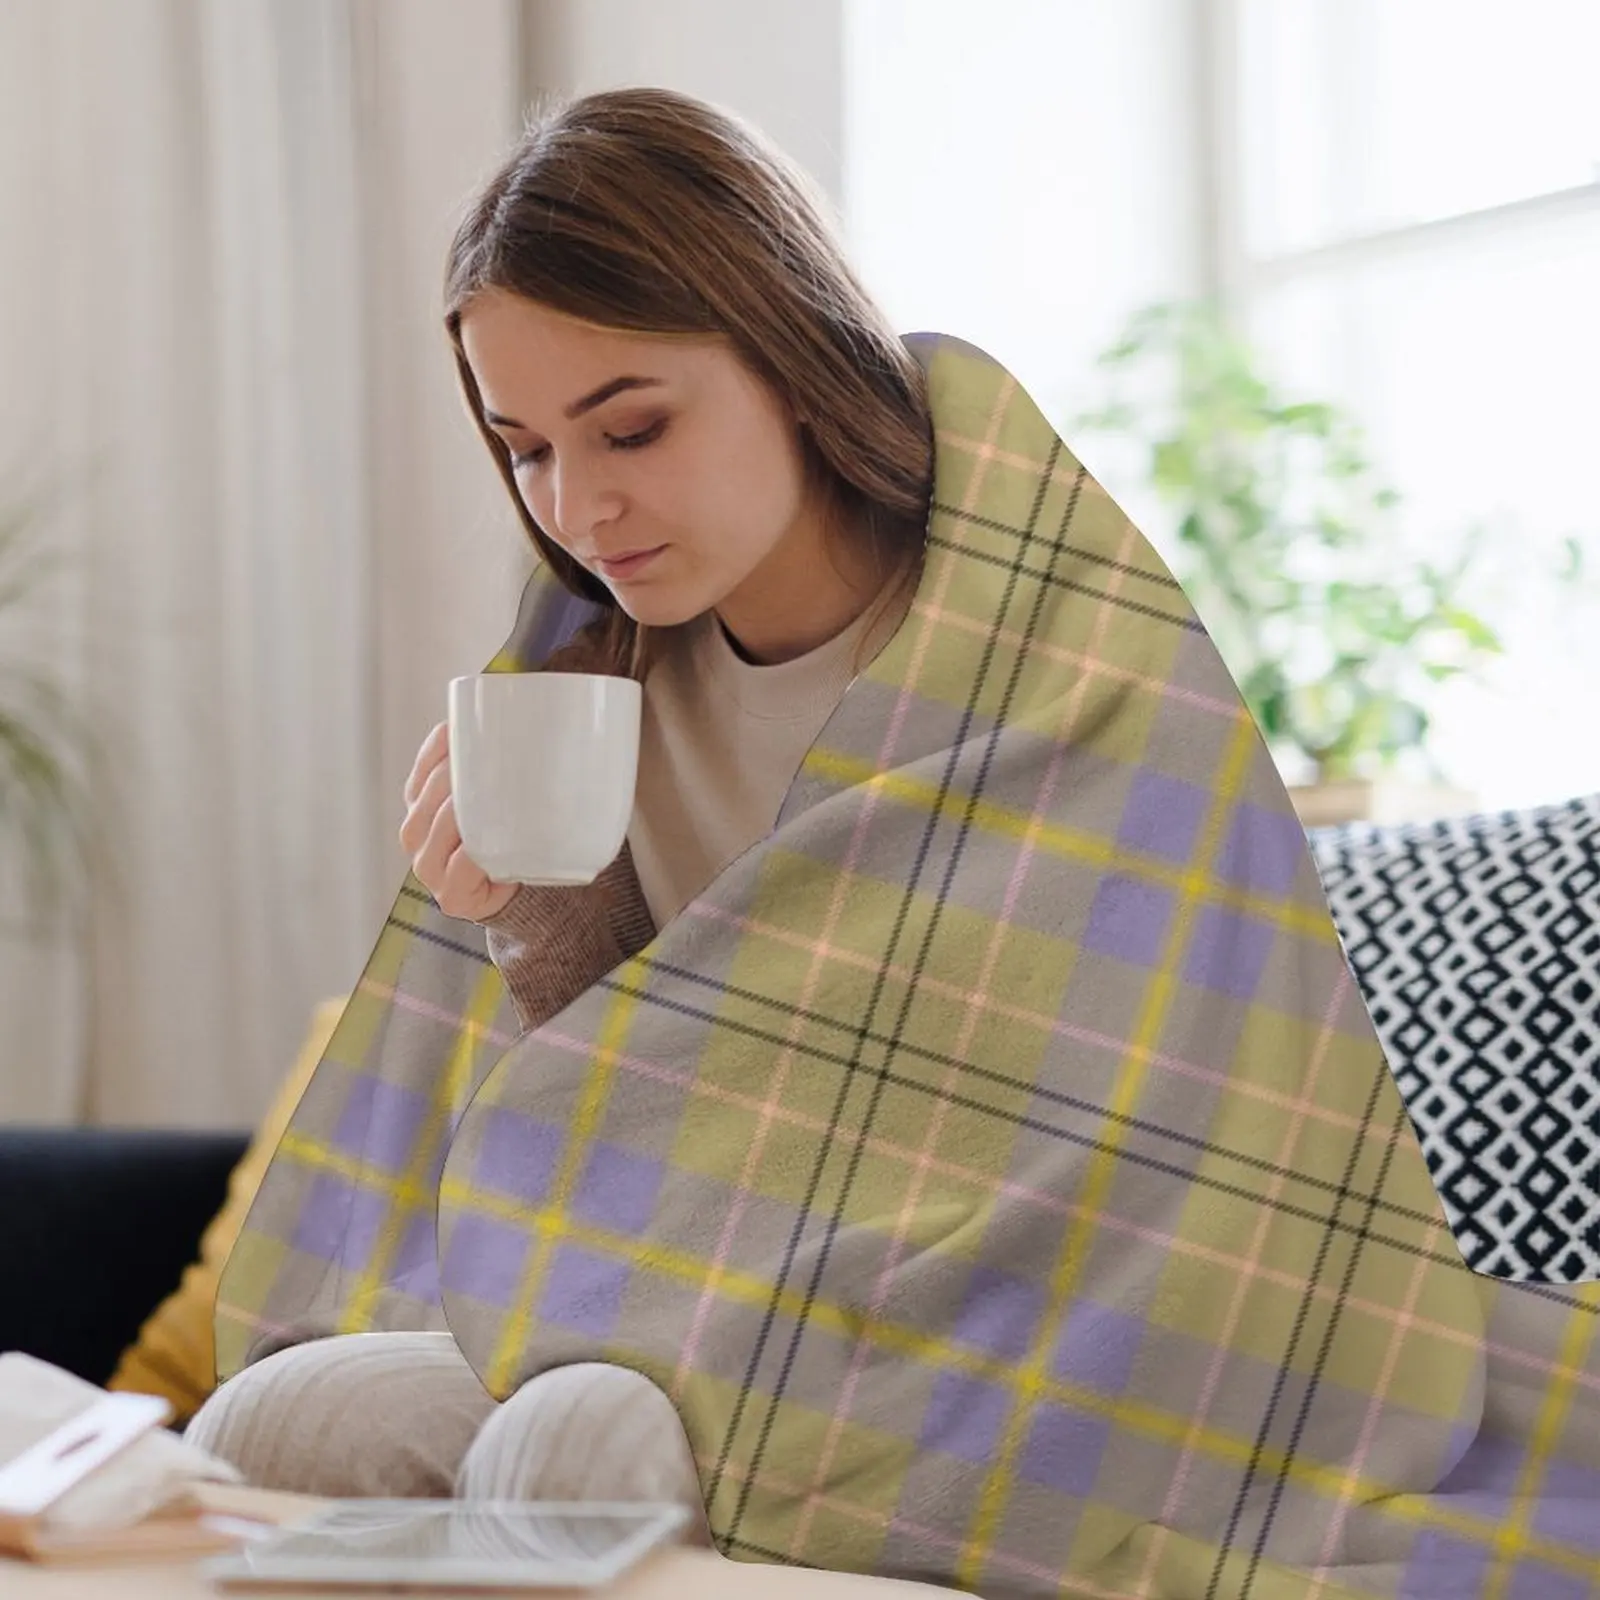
[203,1499,689,1591]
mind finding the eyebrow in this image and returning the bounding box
[483,375,665,432]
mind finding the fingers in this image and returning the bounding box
[440,835,495,913]
[398,756,452,857]
[399,718,514,921]
[403,721,449,808]
[413,792,465,897]
[419,798,516,922]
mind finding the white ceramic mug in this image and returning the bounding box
[447,672,641,886]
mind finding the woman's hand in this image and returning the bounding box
[399,721,519,923]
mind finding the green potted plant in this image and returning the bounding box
[1075,300,1585,824]
[0,498,94,930]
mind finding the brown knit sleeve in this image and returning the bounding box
[477,845,656,1035]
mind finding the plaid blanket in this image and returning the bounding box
[217,334,1600,1599]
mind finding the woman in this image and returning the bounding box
[401,80,929,1024]
[203,89,1600,1600]
[190,84,927,1535]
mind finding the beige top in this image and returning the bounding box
[481,587,908,1034]
[627,600,890,930]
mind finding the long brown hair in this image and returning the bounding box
[443,88,932,678]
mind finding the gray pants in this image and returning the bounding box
[185,1332,710,1543]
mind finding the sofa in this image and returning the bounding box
[0,1126,247,1385]
[3,792,1596,1388]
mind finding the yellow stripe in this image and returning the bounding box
[244,960,496,1333]
[434,1174,1597,1580]
[338,964,504,1328]
[1482,1293,1598,1600]
[803,747,1335,946]
[273,1125,1596,1577]
[436,1173,1357,1493]
[282,1116,1445,1519]
[480,949,651,1394]
[957,711,1262,1586]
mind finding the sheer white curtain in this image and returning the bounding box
[0,0,530,1125]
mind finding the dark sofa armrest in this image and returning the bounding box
[0,1126,249,1385]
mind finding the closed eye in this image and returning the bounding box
[607,417,668,452]
[506,418,667,472]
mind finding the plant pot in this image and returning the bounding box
[1287,777,1477,829]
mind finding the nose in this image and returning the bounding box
[548,456,623,547]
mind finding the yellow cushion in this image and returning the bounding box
[107,997,346,1421]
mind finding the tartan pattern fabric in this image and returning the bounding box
[218,335,1600,1599]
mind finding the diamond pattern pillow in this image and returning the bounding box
[1310,794,1600,1281]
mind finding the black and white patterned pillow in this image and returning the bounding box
[1309,793,1600,1282]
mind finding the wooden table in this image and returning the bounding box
[5,1486,953,1599]
[8,1545,956,1599]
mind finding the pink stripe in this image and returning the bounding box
[356,978,518,1050]
[953,515,1145,1575]
[1313,1223,1443,1581]
[563,1034,1594,1406]
[932,429,1104,495]
[794,454,1061,1546]
[910,595,1239,719]
[535,1022,1570,1381]
[800,501,1205,1562]
[213,1307,301,1341]
[1461,1330,1600,1395]
[667,394,1015,1401]
[668,797,894,1391]
[1141,963,1351,1588]
[667,987,815,1395]
[725,1455,1153,1596]
[682,900,1386,1148]
[723,1438,1593,1592]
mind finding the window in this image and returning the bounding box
[1222,0,1600,810]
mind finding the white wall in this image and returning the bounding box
[521,0,845,203]
[844,0,1206,538]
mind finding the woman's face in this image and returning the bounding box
[459,290,821,639]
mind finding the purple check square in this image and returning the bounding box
[1441,1422,1480,1481]
[573,1144,664,1236]
[951,1267,1046,1362]
[1052,1302,1144,1396]
[538,1244,631,1338]
[331,1078,430,1173]
[390,1213,440,1304]
[919,1372,1011,1464]
[1216,803,1306,899]
[440,1213,529,1308]
[1400,1531,1490,1599]
[1020,1405,1110,1497]
[1183,905,1274,1001]
[1532,1462,1600,1554]
[1508,1568,1590,1600]
[1436,1426,1520,1493]
[472,1107,563,1204]
[292,1173,386,1271]
[1116,771,1208,865]
[1084,876,1173,969]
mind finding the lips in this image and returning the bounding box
[594,546,666,581]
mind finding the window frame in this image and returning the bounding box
[1199,0,1600,310]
